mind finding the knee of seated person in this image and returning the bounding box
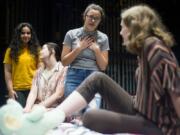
[82,110,96,128]
[90,71,106,80]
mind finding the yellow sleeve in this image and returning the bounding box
[3,48,12,64]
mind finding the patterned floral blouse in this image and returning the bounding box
[31,62,67,108]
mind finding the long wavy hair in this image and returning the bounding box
[121,4,175,55]
[9,22,40,63]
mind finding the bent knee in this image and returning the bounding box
[90,71,107,80]
[82,110,97,129]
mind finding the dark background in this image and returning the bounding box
[0,0,180,106]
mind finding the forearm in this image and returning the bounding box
[24,89,37,110]
[94,50,108,71]
[4,72,14,96]
[61,47,82,66]
[5,79,13,93]
[40,92,63,108]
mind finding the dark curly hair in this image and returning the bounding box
[9,22,40,63]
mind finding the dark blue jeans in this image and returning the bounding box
[64,68,94,97]
[64,68,102,110]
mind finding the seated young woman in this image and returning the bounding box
[24,42,67,112]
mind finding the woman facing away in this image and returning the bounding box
[55,4,180,135]
[24,42,67,112]
[61,3,109,109]
[3,22,40,107]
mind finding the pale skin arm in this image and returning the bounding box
[4,63,17,99]
[61,36,94,66]
[89,42,109,71]
[23,74,38,113]
[39,85,64,108]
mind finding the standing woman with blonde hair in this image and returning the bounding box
[3,22,40,107]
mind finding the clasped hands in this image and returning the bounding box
[77,35,99,51]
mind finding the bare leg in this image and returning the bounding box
[56,91,87,116]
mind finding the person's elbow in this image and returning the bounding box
[100,66,106,71]
[61,58,68,66]
[56,90,64,100]
[61,62,68,67]
[99,63,108,71]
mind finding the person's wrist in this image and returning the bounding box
[76,44,82,51]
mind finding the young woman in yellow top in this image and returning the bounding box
[3,22,40,107]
